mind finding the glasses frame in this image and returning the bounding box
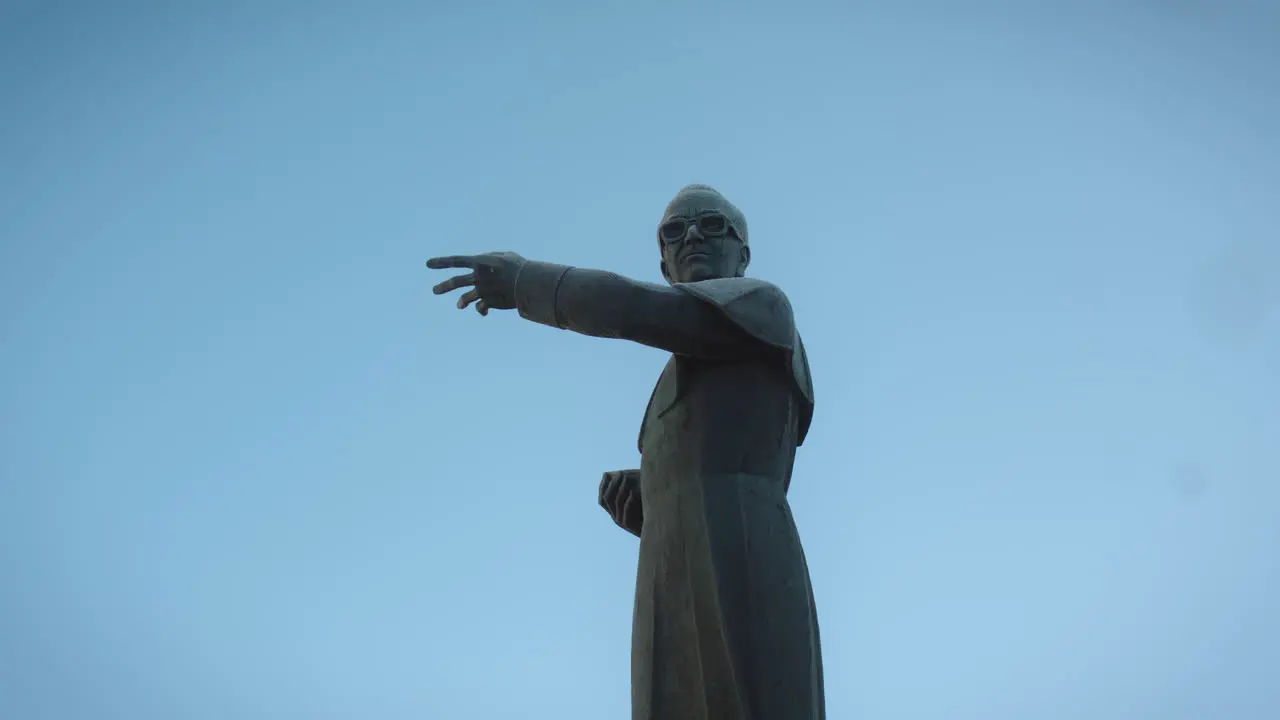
[657,212,743,246]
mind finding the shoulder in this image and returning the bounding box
[675,277,789,305]
[673,277,796,350]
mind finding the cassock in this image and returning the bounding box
[515,262,824,720]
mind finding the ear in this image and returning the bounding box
[660,259,672,284]
[737,245,751,277]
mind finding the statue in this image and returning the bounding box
[427,185,825,719]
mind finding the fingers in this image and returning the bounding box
[613,487,631,525]
[456,289,480,310]
[620,492,642,536]
[432,273,475,295]
[599,472,615,510]
[599,470,642,534]
[426,256,477,270]
[600,471,625,514]
[429,271,487,314]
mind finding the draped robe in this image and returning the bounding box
[515,264,824,720]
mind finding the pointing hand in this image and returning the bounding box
[426,252,526,316]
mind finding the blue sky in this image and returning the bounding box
[2,3,1277,719]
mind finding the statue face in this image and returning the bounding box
[658,187,750,284]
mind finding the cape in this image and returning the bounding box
[638,277,815,449]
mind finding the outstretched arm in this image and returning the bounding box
[425,253,793,361]
[515,263,772,360]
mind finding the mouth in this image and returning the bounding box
[682,251,711,263]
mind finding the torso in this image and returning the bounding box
[638,354,800,503]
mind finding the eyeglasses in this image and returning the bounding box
[657,212,741,245]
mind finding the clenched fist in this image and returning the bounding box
[599,469,643,537]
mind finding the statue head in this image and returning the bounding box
[657,184,750,284]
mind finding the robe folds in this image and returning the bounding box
[515,264,824,720]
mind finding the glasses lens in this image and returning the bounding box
[659,219,688,243]
[697,214,728,235]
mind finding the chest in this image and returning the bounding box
[637,356,797,458]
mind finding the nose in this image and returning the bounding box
[683,223,703,243]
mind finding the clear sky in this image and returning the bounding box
[2,3,1278,719]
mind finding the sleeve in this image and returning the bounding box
[513,261,781,360]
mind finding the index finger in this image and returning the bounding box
[426,256,477,269]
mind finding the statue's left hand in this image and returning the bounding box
[426,252,527,316]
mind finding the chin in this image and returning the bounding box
[680,262,720,282]
[683,269,719,283]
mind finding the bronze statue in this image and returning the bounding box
[427,185,824,719]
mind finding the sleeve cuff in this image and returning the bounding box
[515,261,573,328]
